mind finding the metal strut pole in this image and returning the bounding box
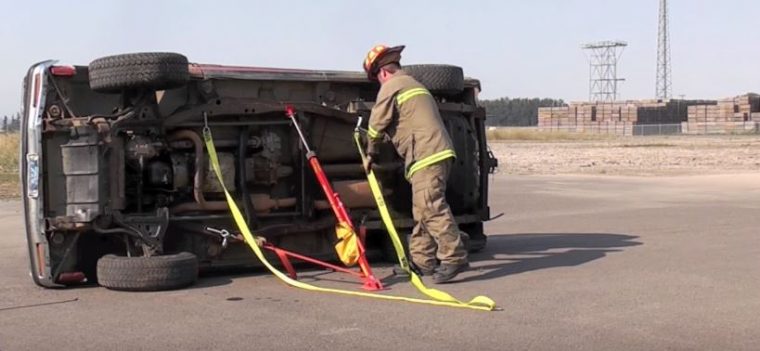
[286,106,313,154]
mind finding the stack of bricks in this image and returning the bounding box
[537,106,573,130]
[683,94,760,134]
[538,101,660,136]
[577,103,636,135]
[538,99,727,136]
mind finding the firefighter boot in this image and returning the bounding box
[432,262,470,284]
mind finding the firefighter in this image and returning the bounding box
[362,44,469,283]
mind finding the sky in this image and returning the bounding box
[1,0,759,115]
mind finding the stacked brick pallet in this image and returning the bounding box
[538,106,634,135]
[538,98,748,135]
[537,106,573,128]
[577,103,635,135]
[538,101,681,136]
[683,94,760,134]
[577,103,639,122]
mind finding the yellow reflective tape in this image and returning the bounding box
[396,87,428,100]
[353,132,497,310]
[397,90,429,105]
[396,88,431,105]
[367,126,380,139]
[203,127,496,311]
[406,149,457,179]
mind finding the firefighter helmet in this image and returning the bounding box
[362,44,405,80]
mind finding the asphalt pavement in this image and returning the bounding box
[1,174,759,350]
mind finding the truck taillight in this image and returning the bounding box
[32,73,41,108]
[36,243,45,278]
[50,65,76,77]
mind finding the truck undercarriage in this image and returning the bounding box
[21,53,496,290]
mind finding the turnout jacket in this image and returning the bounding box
[368,70,456,179]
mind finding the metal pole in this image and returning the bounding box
[286,106,313,154]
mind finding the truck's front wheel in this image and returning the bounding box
[96,252,198,291]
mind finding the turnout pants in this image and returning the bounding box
[409,159,468,267]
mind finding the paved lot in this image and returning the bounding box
[1,174,759,350]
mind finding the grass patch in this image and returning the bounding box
[486,128,614,141]
[621,143,676,148]
[0,133,19,173]
[0,133,19,198]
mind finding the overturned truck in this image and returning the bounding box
[21,53,497,290]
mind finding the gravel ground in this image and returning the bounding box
[489,135,760,176]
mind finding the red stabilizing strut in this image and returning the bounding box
[263,243,365,278]
[308,156,382,290]
[270,245,298,280]
[285,106,383,291]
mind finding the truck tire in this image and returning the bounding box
[88,52,189,93]
[402,64,464,96]
[96,252,198,291]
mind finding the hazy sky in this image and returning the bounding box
[1,0,759,115]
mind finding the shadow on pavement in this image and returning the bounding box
[190,233,640,288]
[189,276,235,289]
[456,233,642,283]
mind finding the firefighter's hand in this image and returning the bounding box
[363,155,374,173]
[253,236,267,247]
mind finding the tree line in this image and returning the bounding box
[2,112,22,132]
[479,97,566,126]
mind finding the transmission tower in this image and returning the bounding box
[582,41,627,103]
[656,0,672,99]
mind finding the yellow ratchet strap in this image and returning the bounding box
[352,131,497,311]
[202,127,495,311]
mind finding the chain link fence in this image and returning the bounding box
[632,124,682,135]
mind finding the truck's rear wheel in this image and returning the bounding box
[402,64,464,97]
[88,52,190,93]
[96,252,198,291]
